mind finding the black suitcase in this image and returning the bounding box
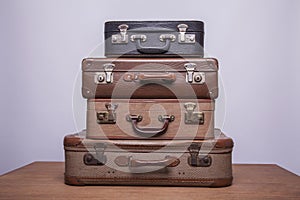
[104,21,204,57]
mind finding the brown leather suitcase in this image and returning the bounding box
[86,99,214,140]
[64,129,233,187]
[82,58,218,99]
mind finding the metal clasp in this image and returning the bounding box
[97,103,118,124]
[95,63,115,84]
[112,24,129,44]
[184,63,205,84]
[103,63,114,83]
[130,34,147,42]
[159,34,176,42]
[184,63,196,83]
[184,102,204,124]
[188,144,212,167]
[177,24,195,43]
[83,143,107,166]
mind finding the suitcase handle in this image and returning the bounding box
[126,114,175,137]
[114,155,180,168]
[133,37,172,54]
[123,72,176,82]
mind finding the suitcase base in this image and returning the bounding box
[64,129,233,187]
[65,175,233,187]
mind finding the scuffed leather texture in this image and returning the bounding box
[86,99,215,140]
[64,130,233,187]
[82,58,218,99]
[64,129,233,149]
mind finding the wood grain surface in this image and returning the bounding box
[0,162,299,200]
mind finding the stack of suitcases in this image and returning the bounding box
[64,21,234,187]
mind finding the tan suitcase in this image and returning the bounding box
[86,99,214,140]
[64,129,233,187]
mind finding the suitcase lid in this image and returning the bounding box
[105,21,204,33]
[87,99,215,111]
[64,129,233,153]
[82,58,218,72]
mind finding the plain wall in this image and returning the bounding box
[0,0,299,175]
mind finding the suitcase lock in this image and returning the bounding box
[96,103,118,124]
[83,143,107,166]
[184,63,205,84]
[188,144,212,167]
[184,102,204,125]
[95,64,115,84]
[177,24,195,43]
[112,24,129,44]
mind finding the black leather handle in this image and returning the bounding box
[126,115,175,137]
[135,39,171,54]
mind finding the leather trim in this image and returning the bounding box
[82,58,218,72]
[88,98,214,104]
[64,130,233,150]
[65,174,232,187]
[104,21,204,33]
[63,134,83,147]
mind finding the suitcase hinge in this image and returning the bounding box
[159,34,176,42]
[184,102,204,124]
[130,34,147,42]
[95,63,115,84]
[112,24,129,44]
[177,24,195,43]
[188,144,212,167]
[96,103,118,124]
[184,63,205,84]
[83,143,107,166]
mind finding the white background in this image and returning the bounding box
[0,0,299,175]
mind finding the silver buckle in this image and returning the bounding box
[177,24,195,44]
[95,63,115,84]
[184,63,205,84]
[130,34,147,42]
[184,102,204,125]
[159,34,176,42]
[112,24,129,44]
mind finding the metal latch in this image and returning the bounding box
[177,24,195,43]
[83,143,107,166]
[159,34,176,42]
[130,34,147,42]
[184,102,204,124]
[184,63,205,84]
[96,103,118,124]
[188,143,212,167]
[95,63,115,84]
[112,24,129,44]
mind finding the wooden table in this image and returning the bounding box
[0,162,299,200]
